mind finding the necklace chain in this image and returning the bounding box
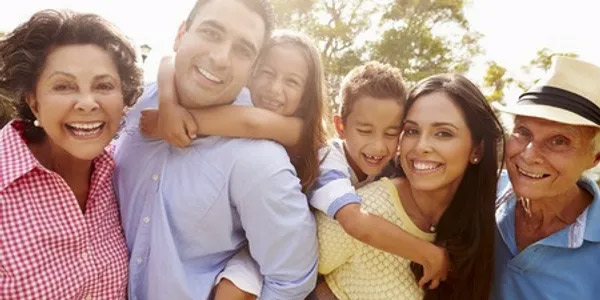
[411,195,437,233]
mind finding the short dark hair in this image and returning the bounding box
[185,0,275,43]
[337,61,407,123]
[0,9,143,142]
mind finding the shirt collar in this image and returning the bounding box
[0,120,115,190]
[0,121,39,190]
[496,175,600,249]
[580,176,600,242]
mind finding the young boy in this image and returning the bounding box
[312,61,449,289]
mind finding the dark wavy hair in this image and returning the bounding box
[255,30,329,192]
[0,9,143,142]
[404,74,504,300]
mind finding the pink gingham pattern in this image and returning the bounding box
[0,121,128,299]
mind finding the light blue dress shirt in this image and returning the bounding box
[114,83,318,300]
[492,171,600,300]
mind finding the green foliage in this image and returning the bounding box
[272,0,482,98]
[482,61,511,102]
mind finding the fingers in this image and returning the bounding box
[428,279,440,290]
[183,114,198,140]
[418,275,430,288]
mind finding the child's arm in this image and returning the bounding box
[146,56,303,147]
[335,204,449,289]
[311,150,449,289]
[213,247,261,300]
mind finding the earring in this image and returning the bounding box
[472,158,479,163]
[33,119,40,127]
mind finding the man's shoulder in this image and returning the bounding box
[224,138,292,171]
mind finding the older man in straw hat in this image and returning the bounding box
[492,57,600,299]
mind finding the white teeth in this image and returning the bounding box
[196,67,223,83]
[364,154,383,160]
[413,161,440,170]
[518,166,545,179]
[68,122,103,130]
[72,128,101,136]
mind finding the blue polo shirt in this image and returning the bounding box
[492,171,600,300]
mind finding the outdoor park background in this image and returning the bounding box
[1,0,600,177]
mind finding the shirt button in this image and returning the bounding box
[85,295,92,300]
[143,217,151,224]
[136,257,143,264]
[81,252,89,260]
[152,174,159,181]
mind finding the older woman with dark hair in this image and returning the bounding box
[0,10,143,298]
[492,57,600,299]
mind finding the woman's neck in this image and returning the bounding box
[28,138,93,211]
[394,177,456,230]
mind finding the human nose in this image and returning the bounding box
[209,42,232,69]
[267,76,283,95]
[415,134,432,154]
[371,137,389,155]
[520,141,543,164]
[74,92,99,113]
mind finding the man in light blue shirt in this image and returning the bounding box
[492,171,600,299]
[114,0,318,299]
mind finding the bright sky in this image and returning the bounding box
[1,0,599,98]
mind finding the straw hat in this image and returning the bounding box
[493,56,600,128]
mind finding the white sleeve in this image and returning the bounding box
[309,145,361,217]
[215,247,263,296]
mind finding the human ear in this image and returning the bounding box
[470,140,484,164]
[25,93,41,120]
[333,115,345,138]
[173,21,187,52]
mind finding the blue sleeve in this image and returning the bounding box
[230,141,318,300]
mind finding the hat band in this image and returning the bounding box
[518,86,600,125]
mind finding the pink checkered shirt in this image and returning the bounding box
[0,121,129,299]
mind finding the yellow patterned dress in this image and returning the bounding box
[316,178,435,300]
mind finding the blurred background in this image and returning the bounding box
[2,0,600,179]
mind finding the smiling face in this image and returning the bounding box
[26,44,124,161]
[506,116,599,200]
[336,95,403,179]
[249,43,309,116]
[400,92,477,193]
[173,0,266,108]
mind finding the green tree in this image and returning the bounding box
[370,0,482,83]
[482,61,513,102]
[272,0,482,111]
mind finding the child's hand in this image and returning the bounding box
[158,101,198,148]
[140,109,161,138]
[156,55,198,147]
[418,244,450,289]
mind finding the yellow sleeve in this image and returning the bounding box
[316,211,355,274]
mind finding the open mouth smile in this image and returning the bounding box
[196,66,223,84]
[517,165,550,179]
[411,160,443,174]
[65,122,105,138]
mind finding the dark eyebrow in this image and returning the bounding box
[404,120,458,130]
[356,122,374,127]
[432,122,459,130]
[199,20,258,57]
